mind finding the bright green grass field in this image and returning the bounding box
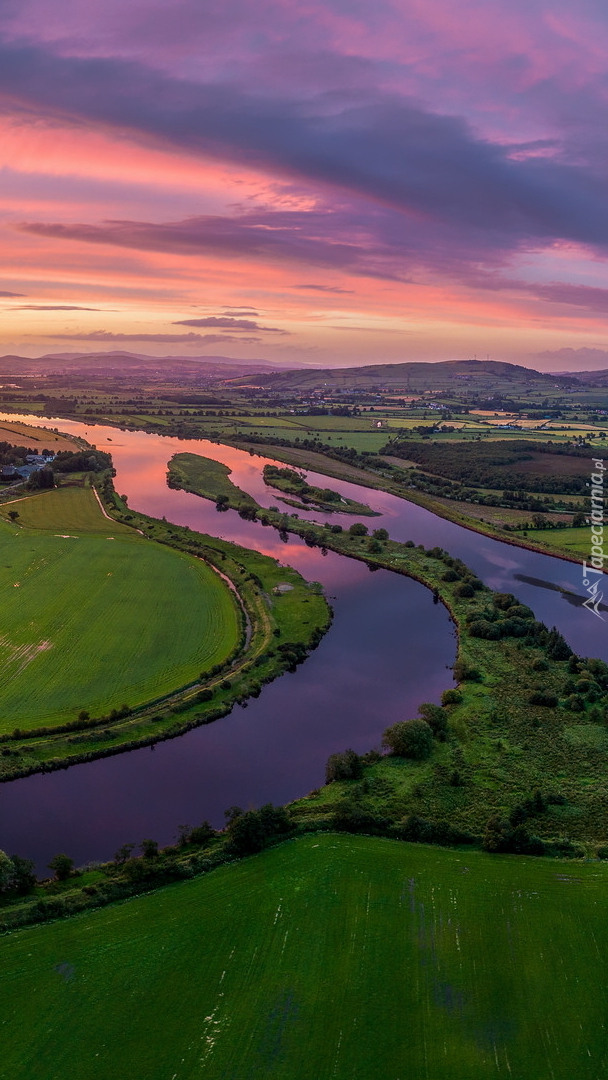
[2,834,607,1080]
[0,488,240,729]
[513,525,590,558]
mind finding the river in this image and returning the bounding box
[0,416,604,870]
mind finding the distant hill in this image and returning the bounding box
[0,352,291,378]
[556,369,608,387]
[230,359,578,392]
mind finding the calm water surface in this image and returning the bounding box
[0,416,605,869]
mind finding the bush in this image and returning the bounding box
[441,689,462,706]
[469,619,501,640]
[528,690,558,707]
[372,528,389,540]
[348,523,368,537]
[418,702,448,740]
[48,853,74,881]
[399,815,475,846]
[227,803,291,856]
[325,749,363,783]
[454,582,475,598]
[441,569,460,582]
[382,719,434,760]
[532,658,549,671]
[333,800,389,834]
[453,659,481,682]
[187,822,216,846]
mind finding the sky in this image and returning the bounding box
[1,0,608,369]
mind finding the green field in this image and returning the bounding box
[2,833,607,1080]
[0,487,240,729]
[514,525,590,557]
[167,452,255,504]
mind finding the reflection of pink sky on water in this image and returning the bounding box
[2,412,604,656]
[0,411,606,868]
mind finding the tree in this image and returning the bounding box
[8,854,36,895]
[0,850,14,893]
[372,528,389,540]
[7,510,18,522]
[325,749,363,783]
[187,822,216,846]
[418,702,448,740]
[48,853,74,881]
[224,805,243,826]
[141,838,159,858]
[114,843,135,865]
[382,719,434,760]
[348,522,368,536]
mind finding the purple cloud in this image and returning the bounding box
[0,290,25,297]
[47,330,260,344]
[173,316,287,333]
[14,304,105,311]
[2,36,608,258]
[296,284,353,294]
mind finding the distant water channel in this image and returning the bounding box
[0,415,605,870]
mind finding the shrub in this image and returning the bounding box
[528,691,558,707]
[454,582,475,598]
[532,658,549,672]
[382,719,434,760]
[48,853,74,881]
[227,803,291,855]
[398,815,475,846]
[187,822,216,846]
[418,702,448,740]
[325,749,363,783]
[441,569,460,582]
[453,659,481,681]
[348,523,368,537]
[441,689,462,706]
[333,800,389,834]
[469,619,501,640]
[372,528,389,540]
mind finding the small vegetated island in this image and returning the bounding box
[261,463,378,515]
[0,444,331,778]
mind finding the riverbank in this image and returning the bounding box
[0,472,331,782]
[225,436,587,567]
[169,451,608,853]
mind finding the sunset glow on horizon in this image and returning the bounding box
[1,0,608,370]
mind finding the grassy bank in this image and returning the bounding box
[2,833,607,1080]
[171,451,608,850]
[0,480,331,780]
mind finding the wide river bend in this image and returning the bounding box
[0,417,604,869]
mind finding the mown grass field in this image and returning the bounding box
[0,487,240,730]
[2,833,607,1080]
[0,486,135,535]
